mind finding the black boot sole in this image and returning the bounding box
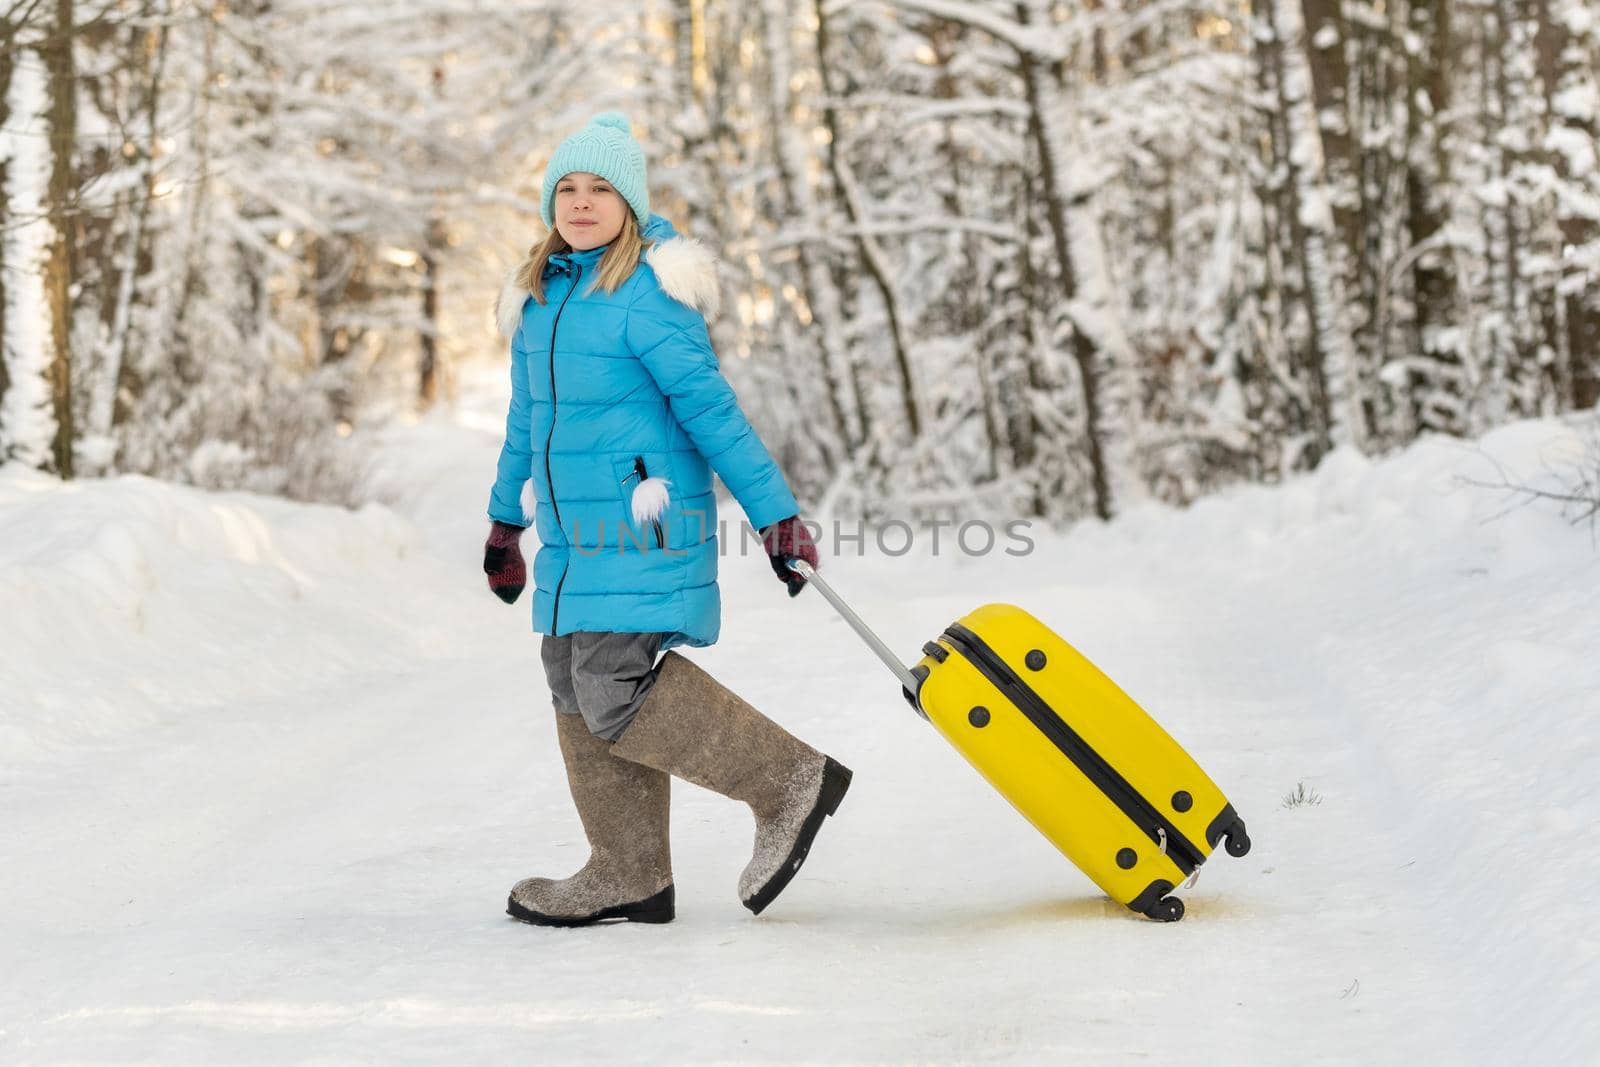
[507,883,675,927]
[743,757,852,916]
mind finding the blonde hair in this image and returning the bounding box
[519,211,650,304]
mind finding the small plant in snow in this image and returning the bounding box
[1460,416,1600,536]
[1282,782,1323,808]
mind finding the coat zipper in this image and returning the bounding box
[632,455,666,549]
[941,622,1206,874]
[546,261,581,634]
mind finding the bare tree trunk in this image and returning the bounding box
[1356,0,1420,443]
[1,5,66,469]
[1403,0,1466,435]
[148,2,215,390]
[1300,0,1365,398]
[418,64,445,409]
[815,0,922,440]
[1520,0,1568,412]
[921,17,1008,482]
[1011,158,1049,508]
[670,0,736,249]
[0,6,16,423]
[1489,0,1533,416]
[87,18,168,470]
[1253,0,1355,464]
[758,0,855,461]
[1532,0,1600,410]
[1015,1,1112,518]
[418,217,443,407]
[42,0,75,476]
[1298,0,1397,386]
[667,0,769,419]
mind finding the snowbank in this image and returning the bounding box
[2,408,1596,1064]
[0,463,482,768]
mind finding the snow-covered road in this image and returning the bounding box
[4,380,1595,1064]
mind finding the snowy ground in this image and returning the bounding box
[3,370,1597,1065]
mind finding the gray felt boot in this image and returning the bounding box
[611,651,851,915]
[507,711,675,927]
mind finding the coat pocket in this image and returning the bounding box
[614,455,667,550]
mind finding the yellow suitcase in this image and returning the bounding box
[909,603,1250,920]
[791,564,1250,921]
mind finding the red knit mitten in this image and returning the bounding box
[761,515,819,598]
[483,521,527,604]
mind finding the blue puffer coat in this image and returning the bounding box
[487,214,799,649]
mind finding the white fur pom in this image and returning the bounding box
[631,477,671,525]
[645,237,721,317]
[519,479,537,524]
[496,265,528,339]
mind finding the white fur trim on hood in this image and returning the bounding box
[644,237,720,319]
[493,235,721,339]
[495,266,529,340]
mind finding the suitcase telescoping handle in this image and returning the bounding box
[786,559,921,695]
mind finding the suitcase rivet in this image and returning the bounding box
[1024,650,1046,670]
[968,706,991,728]
[1116,848,1138,870]
[1172,791,1193,813]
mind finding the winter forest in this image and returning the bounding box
[2,0,1597,521]
[7,3,1600,1060]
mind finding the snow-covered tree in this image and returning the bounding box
[2,0,1594,519]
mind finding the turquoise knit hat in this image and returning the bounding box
[540,112,650,229]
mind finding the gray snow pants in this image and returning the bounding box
[540,631,666,741]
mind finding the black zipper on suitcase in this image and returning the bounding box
[941,623,1206,875]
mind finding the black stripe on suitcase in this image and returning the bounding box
[941,623,1207,875]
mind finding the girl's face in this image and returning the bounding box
[553,172,627,250]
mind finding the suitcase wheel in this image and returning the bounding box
[1218,813,1251,858]
[1207,807,1252,859]
[1143,896,1185,923]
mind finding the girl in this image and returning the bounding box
[483,112,851,927]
